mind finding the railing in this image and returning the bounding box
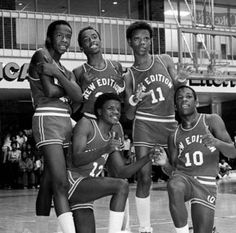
[0,9,236,69]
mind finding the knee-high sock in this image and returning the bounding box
[135,196,151,228]
[122,197,130,231]
[57,212,76,233]
[108,210,125,233]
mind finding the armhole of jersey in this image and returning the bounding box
[87,119,97,144]
[156,55,171,78]
[128,68,135,92]
[173,127,178,147]
[109,59,119,74]
[202,114,209,130]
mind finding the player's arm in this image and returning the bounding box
[106,146,160,178]
[161,54,187,88]
[124,70,137,120]
[72,118,120,167]
[38,62,82,103]
[203,114,236,158]
[29,50,66,98]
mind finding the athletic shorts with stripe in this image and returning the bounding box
[169,171,217,211]
[32,107,72,148]
[67,170,94,211]
[133,115,177,148]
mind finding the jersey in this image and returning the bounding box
[68,118,111,178]
[74,59,125,117]
[28,48,72,112]
[28,48,73,148]
[174,114,220,178]
[130,55,177,147]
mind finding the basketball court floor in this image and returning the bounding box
[0,175,236,233]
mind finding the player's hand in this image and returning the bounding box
[37,62,57,77]
[133,83,151,102]
[106,131,122,153]
[149,146,168,166]
[83,68,98,84]
[176,64,194,83]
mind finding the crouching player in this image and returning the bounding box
[67,93,159,233]
[154,86,236,233]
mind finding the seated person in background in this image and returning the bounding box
[218,158,232,178]
[67,93,160,233]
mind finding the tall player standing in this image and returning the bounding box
[124,21,187,233]
[28,20,82,233]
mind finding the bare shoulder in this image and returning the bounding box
[73,65,84,78]
[159,54,174,67]
[111,60,123,72]
[205,113,222,124]
[74,117,92,133]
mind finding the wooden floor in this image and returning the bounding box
[0,176,236,233]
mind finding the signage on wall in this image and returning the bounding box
[0,62,29,82]
[0,61,236,93]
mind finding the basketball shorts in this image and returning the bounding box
[67,170,94,211]
[132,117,177,148]
[32,107,72,148]
[169,171,217,211]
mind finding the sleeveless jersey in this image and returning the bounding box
[174,114,219,177]
[75,59,125,116]
[129,55,175,123]
[28,48,72,112]
[69,119,111,177]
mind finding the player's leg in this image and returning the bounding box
[191,203,214,233]
[72,208,95,233]
[70,176,129,233]
[167,175,190,233]
[36,163,53,216]
[42,144,75,233]
[134,146,153,233]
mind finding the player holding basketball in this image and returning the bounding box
[156,85,236,233]
[124,21,187,233]
[28,20,82,233]
[68,93,159,233]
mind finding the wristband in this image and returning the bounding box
[129,95,139,106]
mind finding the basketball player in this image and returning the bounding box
[28,20,82,233]
[73,26,131,230]
[124,21,187,233]
[68,93,159,233]
[73,26,125,119]
[156,85,236,233]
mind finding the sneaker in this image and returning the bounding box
[212,226,219,233]
[139,227,153,233]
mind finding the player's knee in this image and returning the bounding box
[138,173,151,185]
[167,178,185,195]
[53,178,69,194]
[116,179,129,197]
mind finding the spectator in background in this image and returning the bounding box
[7,141,21,189]
[19,150,35,189]
[218,158,232,179]
[16,130,28,150]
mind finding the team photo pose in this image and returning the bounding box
[67,93,159,233]
[124,21,187,233]
[28,20,82,233]
[158,85,236,233]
